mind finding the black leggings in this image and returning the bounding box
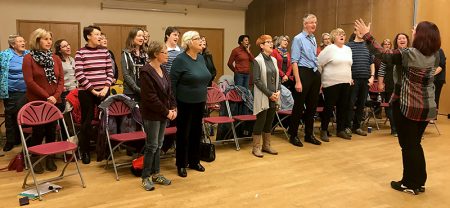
[78,90,103,153]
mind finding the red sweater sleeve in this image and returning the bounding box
[22,55,50,99]
[271,49,285,77]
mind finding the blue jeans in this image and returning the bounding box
[142,119,167,178]
[234,72,249,89]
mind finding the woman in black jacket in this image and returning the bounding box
[200,36,217,86]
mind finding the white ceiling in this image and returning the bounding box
[115,0,253,10]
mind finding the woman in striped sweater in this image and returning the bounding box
[75,25,114,164]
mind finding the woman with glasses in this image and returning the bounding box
[0,35,29,152]
[170,31,211,177]
[251,35,280,158]
[317,28,353,142]
[272,35,293,91]
[140,41,176,191]
[122,28,148,103]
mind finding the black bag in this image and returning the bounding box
[199,137,215,162]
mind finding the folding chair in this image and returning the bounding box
[272,109,292,140]
[364,82,381,130]
[104,100,146,181]
[18,101,86,200]
[225,88,256,140]
[203,87,240,150]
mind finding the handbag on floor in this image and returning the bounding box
[199,137,215,162]
[0,153,24,172]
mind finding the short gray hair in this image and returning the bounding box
[181,31,200,50]
[8,35,22,48]
[303,14,317,24]
[274,35,290,48]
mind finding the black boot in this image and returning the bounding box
[31,156,44,174]
[45,156,57,171]
[81,152,91,164]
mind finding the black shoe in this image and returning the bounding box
[289,135,303,147]
[177,167,187,177]
[419,186,426,193]
[45,156,57,172]
[304,135,321,145]
[3,142,15,152]
[189,163,205,172]
[81,153,91,164]
[390,181,420,195]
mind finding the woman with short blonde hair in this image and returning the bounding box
[170,31,211,177]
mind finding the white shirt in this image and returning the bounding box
[318,44,353,88]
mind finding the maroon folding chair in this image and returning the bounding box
[203,87,240,150]
[225,88,256,140]
[104,100,146,180]
[18,101,86,200]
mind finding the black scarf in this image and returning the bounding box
[30,50,57,84]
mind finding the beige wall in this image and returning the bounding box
[0,0,245,76]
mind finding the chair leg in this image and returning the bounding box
[23,154,44,200]
[230,123,240,151]
[433,123,441,135]
[105,138,120,181]
[71,150,86,188]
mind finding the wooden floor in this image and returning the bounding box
[1,116,450,208]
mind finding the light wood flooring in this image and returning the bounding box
[1,116,450,208]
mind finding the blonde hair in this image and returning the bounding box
[329,28,345,43]
[8,35,23,48]
[181,31,200,50]
[29,28,52,50]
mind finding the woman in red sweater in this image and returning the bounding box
[22,28,64,174]
[272,35,293,92]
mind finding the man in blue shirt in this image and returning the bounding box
[288,14,322,147]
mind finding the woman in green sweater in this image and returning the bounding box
[170,31,211,178]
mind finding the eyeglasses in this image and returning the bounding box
[61,44,70,48]
[192,37,201,41]
[264,40,273,45]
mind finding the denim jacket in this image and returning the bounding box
[0,48,29,99]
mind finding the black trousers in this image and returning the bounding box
[392,101,428,189]
[3,92,27,144]
[29,122,57,147]
[78,90,104,153]
[434,81,444,110]
[288,68,321,137]
[321,83,350,132]
[176,100,205,168]
[346,78,369,130]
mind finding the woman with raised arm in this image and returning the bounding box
[355,19,441,195]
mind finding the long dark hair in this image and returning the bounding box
[393,33,410,49]
[413,21,441,56]
[54,39,67,62]
[125,28,145,51]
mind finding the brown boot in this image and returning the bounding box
[45,156,57,172]
[262,133,278,155]
[30,156,44,174]
[252,134,263,158]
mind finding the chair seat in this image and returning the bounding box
[165,127,177,136]
[28,141,77,155]
[110,131,146,142]
[233,115,257,121]
[204,116,235,124]
[277,110,292,115]
[380,102,390,108]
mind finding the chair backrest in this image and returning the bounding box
[108,100,132,116]
[17,101,63,126]
[207,87,226,105]
[369,81,382,93]
[226,89,243,103]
